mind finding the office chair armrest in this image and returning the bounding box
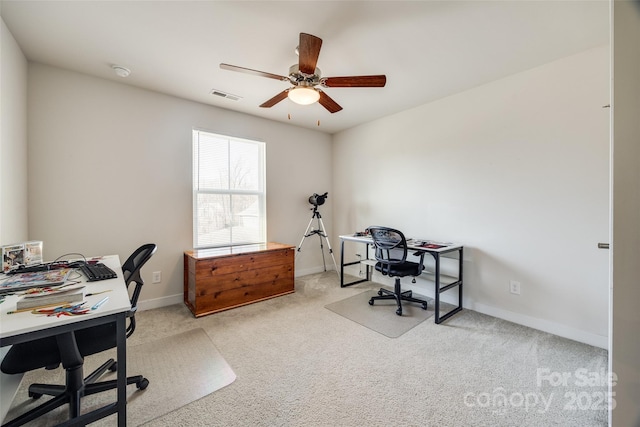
[378,263,390,276]
[412,251,426,262]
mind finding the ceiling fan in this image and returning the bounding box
[220,33,386,113]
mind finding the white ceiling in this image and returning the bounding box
[1,1,609,134]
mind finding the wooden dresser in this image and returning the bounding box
[183,242,295,317]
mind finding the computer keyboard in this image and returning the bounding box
[79,262,117,281]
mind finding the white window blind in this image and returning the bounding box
[192,130,266,248]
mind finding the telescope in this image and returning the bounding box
[308,192,328,207]
[298,191,338,275]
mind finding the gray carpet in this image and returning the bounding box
[325,289,435,337]
[4,328,235,426]
[6,273,608,426]
[138,273,607,427]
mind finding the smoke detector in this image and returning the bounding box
[112,65,131,78]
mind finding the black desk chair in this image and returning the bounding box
[367,226,428,316]
[0,243,157,427]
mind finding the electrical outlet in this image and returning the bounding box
[510,280,521,295]
[152,271,161,284]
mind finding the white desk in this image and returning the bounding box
[339,235,464,323]
[0,255,131,426]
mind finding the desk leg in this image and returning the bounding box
[340,239,370,287]
[458,248,464,314]
[433,247,464,324]
[340,240,345,287]
[116,313,127,427]
[365,244,371,281]
[434,253,441,324]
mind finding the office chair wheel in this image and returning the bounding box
[396,308,402,316]
[109,361,118,372]
[28,391,43,399]
[377,290,383,296]
[368,298,374,305]
[137,377,149,390]
[421,302,428,310]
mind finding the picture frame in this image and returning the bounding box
[2,243,26,273]
[25,241,44,265]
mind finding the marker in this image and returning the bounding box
[91,296,109,310]
[86,289,111,297]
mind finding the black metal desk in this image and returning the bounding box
[339,235,464,324]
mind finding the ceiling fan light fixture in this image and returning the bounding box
[221,33,384,114]
[288,87,320,105]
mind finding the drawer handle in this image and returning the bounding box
[598,243,610,249]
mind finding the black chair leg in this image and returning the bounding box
[84,358,116,385]
[2,392,68,427]
[84,374,149,396]
[28,383,64,399]
[5,365,148,427]
[28,358,115,400]
[368,278,428,316]
[3,364,84,427]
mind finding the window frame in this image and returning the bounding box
[192,130,266,249]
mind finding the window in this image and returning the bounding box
[192,130,266,248]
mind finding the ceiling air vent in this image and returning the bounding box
[210,89,242,101]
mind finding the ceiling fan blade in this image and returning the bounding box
[260,89,290,108]
[322,75,387,88]
[318,91,343,114]
[298,33,322,75]
[220,63,288,81]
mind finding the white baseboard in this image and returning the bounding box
[470,302,608,350]
[137,294,183,312]
[295,266,336,277]
[343,265,608,349]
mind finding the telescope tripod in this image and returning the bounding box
[297,206,339,276]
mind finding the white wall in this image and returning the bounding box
[0,16,28,424]
[3,20,611,351]
[0,18,28,244]
[611,1,640,425]
[333,46,610,347]
[26,64,332,307]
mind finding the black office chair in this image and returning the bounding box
[367,226,428,316]
[0,243,157,427]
